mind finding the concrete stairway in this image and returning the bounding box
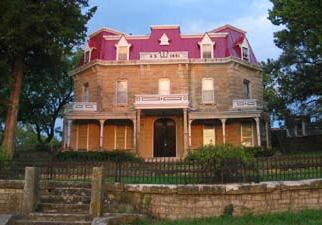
[9,185,93,225]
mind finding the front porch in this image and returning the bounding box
[63,108,270,158]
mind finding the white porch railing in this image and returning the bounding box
[65,102,97,112]
[232,99,264,110]
[134,94,189,109]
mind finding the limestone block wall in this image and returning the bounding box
[105,179,322,220]
[0,180,24,213]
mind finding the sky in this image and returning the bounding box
[86,0,282,61]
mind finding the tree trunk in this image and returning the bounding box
[2,57,24,159]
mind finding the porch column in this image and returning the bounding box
[255,117,261,147]
[67,120,72,148]
[188,119,192,148]
[132,119,137,149]
[221,118,226,144]
[302,120,307,136]
[183,109,188,153]
[136,109,141,153]
[99,120,105,150]
[265,120,271,148]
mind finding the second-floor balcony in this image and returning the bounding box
[135,94,189,109]
[65,102,97,113]
[232,99,264,110]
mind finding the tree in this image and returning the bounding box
[19,55,73,146]
[267,0,322,120]
[0,1,96,158]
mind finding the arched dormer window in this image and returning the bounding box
[239,38,250,61]
[83,42,93,64]
[115,35,131,60]
[198,33,215,59]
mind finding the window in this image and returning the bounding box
[84,50,90,64]
[83,83,89,102]
[202,78,214,103]
[203,125,215,145]
[241,121,254,147]
[242,47,249,61]
[243,79,250,99]
[159,78,170,95]
[202,44,212,59]
[116,80,128,104]
[115,36,131,61]
[199,34,214,59]
[118,46,128,60]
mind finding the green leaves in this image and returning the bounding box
[265,0,322,119]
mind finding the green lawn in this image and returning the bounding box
[139,210,322,225]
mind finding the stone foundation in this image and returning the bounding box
[0,180,24,214]
[105,179,322,220]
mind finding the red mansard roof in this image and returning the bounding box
[82,24,258,65]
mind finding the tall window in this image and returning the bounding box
[159,78,170,95]
[116,80,128,104]
[84,50,90,64]
[83,83,89,102]
[118,46,128,60]
[202,78,214,103]
[243,79,250,99]
[242,47,249,61]
[202,44,212,59]
[241,121,253,147]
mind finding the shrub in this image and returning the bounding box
[0,145,8,161]
[55,150,142,162]
[186,144,255,166]
[244,146,277,157]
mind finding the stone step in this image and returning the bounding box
[25,213,92,222]
[12,220,92,225]
[37,203,89,214]
[103,202,136,214]
[41,194,90,204]
[93,213,147,225]
[40,187,91,197]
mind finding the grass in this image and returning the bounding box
[139,209,322,225]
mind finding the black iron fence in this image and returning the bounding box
[0,153,322,184]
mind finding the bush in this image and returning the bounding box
[187,144,254,162]
[56,150,142,162]
[244,146,277,157]
[0,145,8,161]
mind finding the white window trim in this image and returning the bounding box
[241,121,254,147]
[198,33,215,59]
[83,42,93,64]
[239,38,250,61]
[158,78,170,95]
[201,78,215,104]
[116,80,128,105]
[115,35,132,61]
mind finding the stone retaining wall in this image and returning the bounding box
[0,180,24,214]
[105,179,322,220]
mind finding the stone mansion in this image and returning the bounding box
[63,24,270,158]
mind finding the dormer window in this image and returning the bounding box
[115,36,131,61]
[160,33,170,46]
[83,42,92,64]
[198,34,215,59]
[240,38,250,61]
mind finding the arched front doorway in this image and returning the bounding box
[154,118,176,157]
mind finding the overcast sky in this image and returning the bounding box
[87,0,282,61]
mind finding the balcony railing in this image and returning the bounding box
[65,102,97,112]
[232,99,264,110]
[135,94,189,109]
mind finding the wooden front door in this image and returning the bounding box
[154,118,176,157]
